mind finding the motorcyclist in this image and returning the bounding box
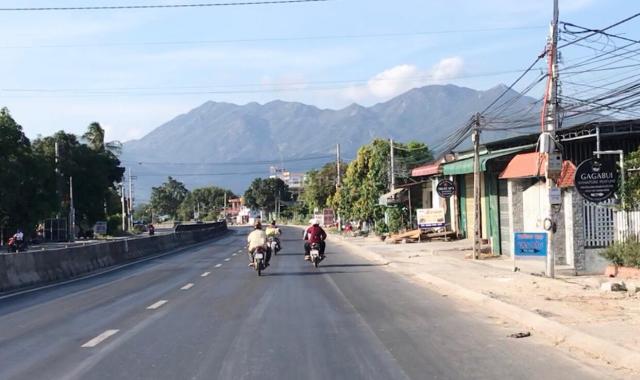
[303,219,327,260]
[247,222,270,267]
[265,220,282,252]
[9,229,26,252]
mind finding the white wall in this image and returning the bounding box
[521,181,548,232]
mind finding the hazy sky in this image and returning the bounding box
[0,0,636,142]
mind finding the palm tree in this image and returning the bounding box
[83,122,105,151]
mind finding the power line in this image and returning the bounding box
[0,67,545,98]
[1,26,546,50]
[0,0,330,12]
[122,154,335,166]
[558,12,640,49]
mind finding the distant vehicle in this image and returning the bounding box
[268,237,279,256]
[7,237,28,253]
[253,246,267,276]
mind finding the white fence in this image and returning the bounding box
[583,199,616,247]
[615,210,640,242]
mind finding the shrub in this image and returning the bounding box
[601,237,640,268]
[374,220,388,236]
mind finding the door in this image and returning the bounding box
[465,174,475,240]
[498,180,511,256]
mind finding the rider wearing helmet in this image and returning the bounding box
[247,222,270,267]
[265,220,282,252]
[303,219,327,260]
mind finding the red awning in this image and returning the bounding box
[499,152,546,179]
[411,162,440,177]
[499,152,576,188]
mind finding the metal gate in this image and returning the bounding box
[583,199,616,247]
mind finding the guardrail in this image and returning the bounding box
[0,222,228,294]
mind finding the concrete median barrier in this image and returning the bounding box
[0,222,227,294]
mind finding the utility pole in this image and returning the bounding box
[390,139,396,191]
[69,176,75,242]
[223,192,227,221]
[121,183,126,232]
[54,141,61,218]
[472,113,481,260]
[336,143,342,230]
[542,0,560,278]
[128,168,134,227]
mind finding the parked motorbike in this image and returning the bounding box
[309,242,323,268]
[267,237,279,256]
[253,246,267,276]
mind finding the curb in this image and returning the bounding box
[329,235,640,373]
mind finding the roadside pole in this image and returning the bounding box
[336,143,341,230]
[390,139,395,191]
[128,168,134,228]
[121,183,126,232]
[69,176,75,242]
[543,0,560,278]
[472,114,481,260]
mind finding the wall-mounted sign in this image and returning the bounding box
[417,208,446,228]
[549,187,562,205]
[513,232,548,257]
[574,158,618,203]
[436,179,456,198]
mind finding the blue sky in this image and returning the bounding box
[0,0,636,142]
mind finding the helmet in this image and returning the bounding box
[271,220,276,226]
[309,218,318,226]
[254,222,262,230]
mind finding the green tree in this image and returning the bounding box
[32,128,125,230]
[177,186,235,221]
[83,122,122,155]
[0,108,56,235]
[150,177,189,219]
[331,139,431,225]
[301,161,346,212]
[244,177,291,212]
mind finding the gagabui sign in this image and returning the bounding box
[574,158,618,203]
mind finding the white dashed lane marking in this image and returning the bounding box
[81,329,119,348]
[224,258,231,262]
[215,264,222,268]
[147,300,168,310]
[181,283,194,290]
[201,272,211,277]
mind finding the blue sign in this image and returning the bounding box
[514,232,548,257]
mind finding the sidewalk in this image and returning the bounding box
[329,233,640,374]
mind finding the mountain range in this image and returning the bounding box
[122,84,540,201]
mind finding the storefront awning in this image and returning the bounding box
[411,162,440,177]
[499,152,546,179]
[442,146,532,176]
[499,152,577,188]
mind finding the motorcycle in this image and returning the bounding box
[253,246,267,276]
[267,237,279,256]
[309,242,323,268]
[7,237,27,253]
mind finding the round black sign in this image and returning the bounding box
[574,158,618,203]
[436,179,456,198]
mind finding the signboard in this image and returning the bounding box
[436,179,456,198]
[417,208,446,228]
[574,158,618,203]
[513,232,548,257]
[93,221,107,235]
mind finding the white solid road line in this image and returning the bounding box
[224,258,231,261]
[215,264,223,268]
[81,329,119,348]
[147,300,168,310]
[201,272,211,277]
[181,283,194,290]
[232,253,237,256]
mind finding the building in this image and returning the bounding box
[409,119,640,274]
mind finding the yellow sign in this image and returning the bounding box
[417,208,446,228]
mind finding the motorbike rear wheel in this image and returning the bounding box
[257,259,262,276]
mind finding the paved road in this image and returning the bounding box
[0,227,616,379]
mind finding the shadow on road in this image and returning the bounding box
[318,263,387,268]
[264,270,361,277]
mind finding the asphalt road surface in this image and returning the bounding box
[0,227,616,380]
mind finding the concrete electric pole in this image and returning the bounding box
[390,139,395,191]
[472,114,481,260]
